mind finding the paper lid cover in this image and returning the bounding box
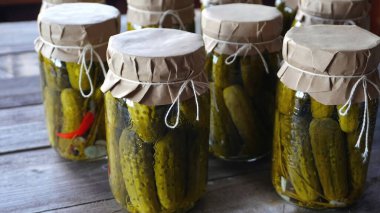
[101,28,208,106]
[298,0,370,20]
[278,25,380,105]
[202,3,283,55]
[35,3,120,62]
[127,0,194,27]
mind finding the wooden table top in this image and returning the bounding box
[0,15,379,213]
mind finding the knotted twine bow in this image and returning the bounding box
[284,61,380,162]
[108,71,209,129]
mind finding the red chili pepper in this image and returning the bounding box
[56,112,95,139]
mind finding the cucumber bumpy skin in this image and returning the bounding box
[154,129,187,211]
[104,92,128,207]
[284,115,322,202]
[58,88,85,160]
[119,129,161,213]
[223,85,265,157]
[309,118,348,202]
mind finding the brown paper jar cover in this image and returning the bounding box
[127,0,194,27]
[278,25,380,105]
[35,3,120,63]
[100,28,208,106]
[201,3,283,56]
[203,0,262,6]
[296,0,370,28]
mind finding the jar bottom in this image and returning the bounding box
[116,199,197,213]
[54,148,106,161]
[212,151,270,162]
[274,190,354,209]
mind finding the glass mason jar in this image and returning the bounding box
[101,28,210,212]
[272,82,379,208]
[104,92,210,212]
[275,0,297,35]
[39,54,107,160]
[202,4,283,161]
[208,52,281,161]
[35,3,120,160]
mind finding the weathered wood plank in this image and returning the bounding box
[0,76,42,108]
[0,147,273,213]
[46,145,380,213]
[0,104,48,154]
[0,149,111,213]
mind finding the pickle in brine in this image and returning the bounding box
[119,129,160,213]
[212,53,241,89]
[66,62,91,91]
[154,129,187,211]
[309,118,348,201]
[104,92,127,206]
[347,99,379,200]
[223,85,265,156]
[311,98,334,118]
[40,54,70,90]
[185,127,209,205]
[43,87,60,147]
[58,88,85,159]
[209,83,242,157]
[285,116,321,202]
[276,82,296,115]
[127,102,166,143]
[240,55,264,98]
[337,104,360,133]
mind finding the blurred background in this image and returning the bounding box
[0,0,275,22]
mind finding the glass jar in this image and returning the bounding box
[105,92,210,212]
[101,28,210,212]
[35,3,120,160]
[272,82,378,208]
[275,0,297,35]
[202,4,283,161]
[126,0,195,32]
[272,25,380,209]
[39,54,107,160]
[208,52,281,161]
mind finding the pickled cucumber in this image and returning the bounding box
[43,87,60,147]
[185,127,209,205]
[276,82,296,115]
[223,85,264,156]
[309,118,348,201]
[337,104,360,133]
[240,55,264,98]
[104,92,127,206]
[285,116,321,202]
[58,88,85,159]
[180,92,210,129]
[154,129,187,210]
[347,99,379,200]
[66,62,91,91]
[311,98,334,118]
[119,129,160,213]
[212,53,241,89]
[209,83,242,157]
[127,102,166,143]
[40,54,70,90]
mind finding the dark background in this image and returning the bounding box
[0,0,275,22]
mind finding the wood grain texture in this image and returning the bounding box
[44,144,380,213]
[0,104,48,154]
[0,76,42,109]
